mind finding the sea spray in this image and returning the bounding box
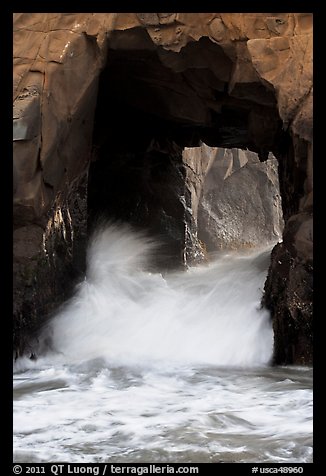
[13,224,312,463]
[38,223,273,367]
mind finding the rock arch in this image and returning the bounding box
[13,13,312,364]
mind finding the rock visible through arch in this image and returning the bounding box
[13,13,313,364]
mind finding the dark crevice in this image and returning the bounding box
[89,41,287,242]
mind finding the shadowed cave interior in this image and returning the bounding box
[87,36,289,269]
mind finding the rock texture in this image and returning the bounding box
[183,145,283,252]
[13,13,312,364]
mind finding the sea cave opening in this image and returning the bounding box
[87,32,286,271]
[12,18,312,366]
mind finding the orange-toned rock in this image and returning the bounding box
[13,13,312,364]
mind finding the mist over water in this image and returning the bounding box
[13,224,313,463]
[42,223,273,367]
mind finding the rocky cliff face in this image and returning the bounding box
[13,13,312,364]
[183,145,283,253]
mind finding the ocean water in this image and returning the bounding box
[13,224,313,463]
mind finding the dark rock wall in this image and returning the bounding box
[263,242,312,365]
[88,140,189,270]
[13,174,88,357]
[263,137,313,365]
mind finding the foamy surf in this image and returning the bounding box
[13,224,312,463]
[35,223,274,367]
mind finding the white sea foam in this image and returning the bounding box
[13,224,313,463]
[38,223,274,367]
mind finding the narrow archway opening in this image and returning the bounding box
[88,34,286,269]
